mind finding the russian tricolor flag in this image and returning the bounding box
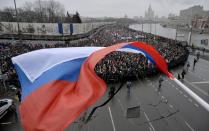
[12,42,172,130]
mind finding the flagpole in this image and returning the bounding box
[172,77,209,112]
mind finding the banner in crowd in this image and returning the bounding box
[70,23,73,35]
[58,23,63,34]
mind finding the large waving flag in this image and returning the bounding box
[12,41,173,130]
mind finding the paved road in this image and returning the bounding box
[1,55,209,131]
[67,55,209,131]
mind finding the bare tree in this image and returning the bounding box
[22,2,33,12]
[0,7,16,22]
[0,0,67,23]
[33,0,47,22]
[46,0,65,22]
[32,0,65,22]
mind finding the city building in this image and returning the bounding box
[167,5,209,31]
[179,5,209,25]
[144,4,155,21]
[192,16,209,29]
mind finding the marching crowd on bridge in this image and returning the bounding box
[0,24,190,93]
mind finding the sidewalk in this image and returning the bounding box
[190,49,209,61]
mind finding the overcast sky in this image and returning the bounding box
[0,0,208,18]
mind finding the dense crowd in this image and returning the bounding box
[0,24,189,90]
[95,51,149,82]
[90,25,141,46]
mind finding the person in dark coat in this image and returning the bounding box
[186,62,190,72]
[196,52,200,61]
[177,73,181,80]
[158,76,164,91]
[193,58,197,70]
[16,89,21,102]
[109,86,115,98]
[181,69,186,80]
[203,48,205,55]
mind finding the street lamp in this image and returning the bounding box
[154,19,156,35]
[188,25,193,46]
[13,0,20,37]
[149,21,152,34]
[175,24,178,43]
[142,20,144,33]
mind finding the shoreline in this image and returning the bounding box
[165,24,209,34]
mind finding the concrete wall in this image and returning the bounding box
[0,22,114,35]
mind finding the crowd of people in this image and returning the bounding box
[95,51,148,82]
[90,25,141,46]
[0,24,189,90]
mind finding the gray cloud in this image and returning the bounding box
[0,0,208,17]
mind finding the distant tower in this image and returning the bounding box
[145,4,155,20]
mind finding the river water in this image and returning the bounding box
[130,24,209,49]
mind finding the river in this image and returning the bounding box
[130,24,209,49]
